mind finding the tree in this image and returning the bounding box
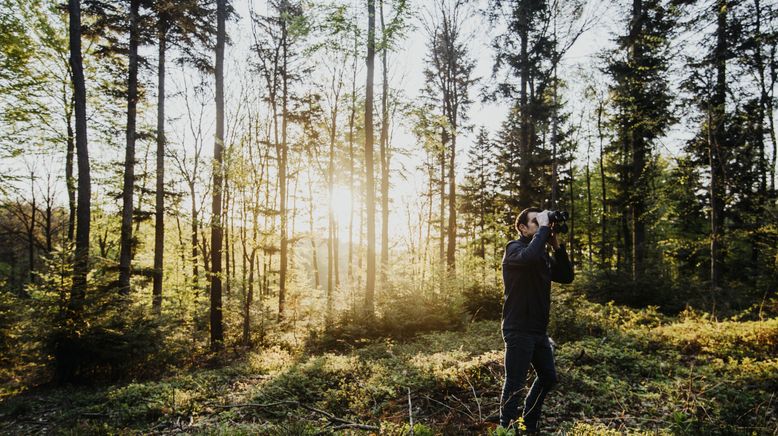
[117,0,141,296]
[377,0,410,287]
[421,0,476,275]
[250,0,309,321]
[152,0,215,313]
[606,0,675,279]
[680,0,733,304]
[68,0,90,313]
[460,127,498,263]
[364,0,377,314]
[487,0,589,213]
[210,0,227,350]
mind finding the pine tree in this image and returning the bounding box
[606,0,675,279]
[460,127,498,260]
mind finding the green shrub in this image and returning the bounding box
[462,283,503,321]
[651,317,778,359]
[571,268,687,314]
[309,290,466,352]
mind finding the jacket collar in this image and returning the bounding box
[518,232,532,244]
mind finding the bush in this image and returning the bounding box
[462,283,503,321]
[571,268,688,314]
[309,290,466,352]
[652,316,778,359]
[52,304,169,383]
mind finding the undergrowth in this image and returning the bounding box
[1,290,775,435]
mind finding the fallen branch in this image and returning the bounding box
[422,394,475,420]
[329,423,381,432]
[209,400,379,434]
[408,387,414,436]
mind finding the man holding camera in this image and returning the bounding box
[499,207,574,433]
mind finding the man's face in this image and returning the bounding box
[520,211,540,238]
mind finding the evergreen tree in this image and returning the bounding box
[460,127,498,259]
[421,0,476,275]
[487,0,587,210]
[605,0,676,279]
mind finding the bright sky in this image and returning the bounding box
[11,0,760,252]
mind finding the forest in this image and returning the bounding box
[0,0,776,434]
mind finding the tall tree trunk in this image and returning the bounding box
[347,29,358,289]
[438,137,446,285]
[619,114,632,272]
[586,150,594,270]
[309,177,320,289]
[327,103,337,319]
[597,102,608,269]
[710,0,727,301]
[65,92,76,242]
[278,19,289,321]
[754,0,768,198]
[153,18,167,314]
[28,176,36,283]
[68,0,90,311]
[243,249,255,346]
[630,0,646,281]
[44,180,53,254]
[446,127,457,273]
[569,160,575,265]
[210,0,226,350]
[190,183,199,291]
[224,176,231,296]
[519,5,530,207]
[118,0,141,295]
[379,0,390,288]
[364,0,377,315]
[551,66,559,207]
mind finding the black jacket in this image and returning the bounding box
[501,226,574,333]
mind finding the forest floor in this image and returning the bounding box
[0,295,776,435]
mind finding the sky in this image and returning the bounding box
[9,0,771,249]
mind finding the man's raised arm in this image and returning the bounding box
[502,226,550,267]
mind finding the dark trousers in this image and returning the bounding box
[499,330,558,430]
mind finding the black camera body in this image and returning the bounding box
[547,210,569,234]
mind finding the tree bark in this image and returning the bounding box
[364,0,377,315]
[153,17,168,314]
[190,182,199,290]
[68,0,90,311]
[278,17,289,321]
[439,135,446,286]
[210,0,226,350]
[630,0,646,280]
[597,102,608,269]
[710,0,727,300]
[309,176,320,289]
[446,124,456,274]
[65,92,76,242]
[379,0,390,288]
[586,148,593,270]
[118,0,141,296]
[519,5,531,207]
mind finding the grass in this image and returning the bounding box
[0,293,776,435]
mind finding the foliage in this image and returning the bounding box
[2,296,776,434]
[462,282,503,321]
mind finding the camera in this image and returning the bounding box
[547,210,569,234]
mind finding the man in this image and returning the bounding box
[499,207,574,433]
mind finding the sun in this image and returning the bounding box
[329,185,354,229]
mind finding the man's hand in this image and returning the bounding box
[537,210,550,227]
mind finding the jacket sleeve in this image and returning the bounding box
[550,244,574,284]
[502,226,550,267]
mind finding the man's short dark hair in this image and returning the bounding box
[515,207,543,236]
